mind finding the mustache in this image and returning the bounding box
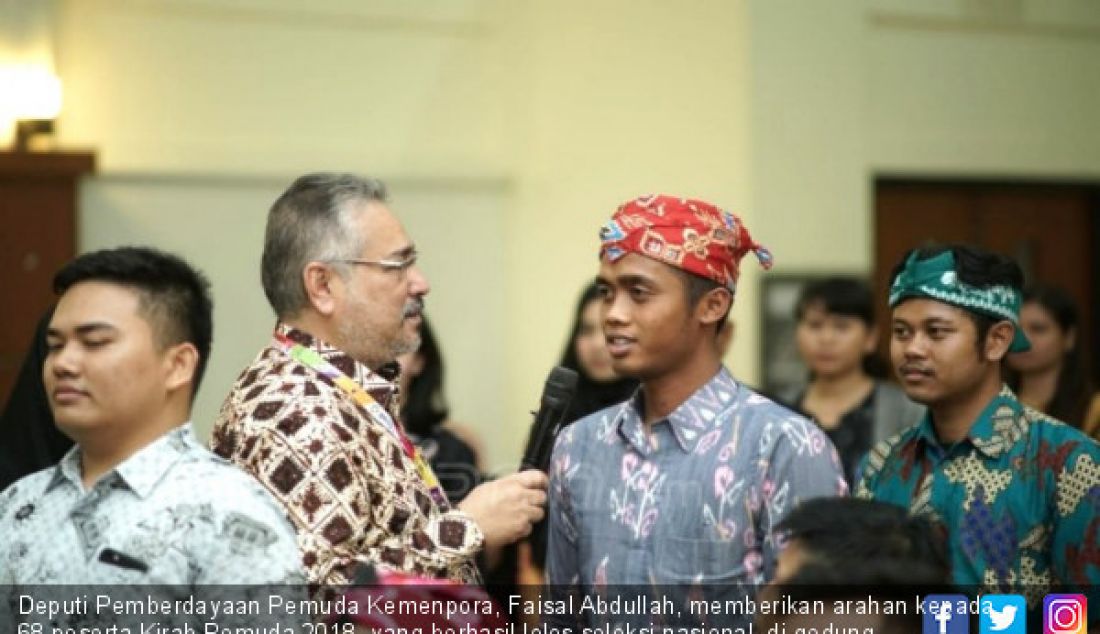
[403,299,424,318]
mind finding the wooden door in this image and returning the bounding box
[0,152,94,407]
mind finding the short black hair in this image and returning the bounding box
[889,243,1024,347]
[796,277,874,326]
[53,246,214,399]
[777,497,950,581]
[774,559,946,633]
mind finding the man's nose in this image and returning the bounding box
[902,333,928,358]
[407,264,430,296]
[602,293,628,325]
[47,341,80,378]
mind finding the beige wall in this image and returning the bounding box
[866,3,1100,175]
[5,0,1095,469]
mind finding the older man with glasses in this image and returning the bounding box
[212,173,547,585]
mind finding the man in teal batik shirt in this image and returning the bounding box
[857,245,1100,613]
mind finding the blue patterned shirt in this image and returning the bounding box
[0,423,304,585]
[857,386,1100,606]
[545,367,846,625]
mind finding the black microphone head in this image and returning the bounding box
[543,366,578,403]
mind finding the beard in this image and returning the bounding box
[337,295,423,369]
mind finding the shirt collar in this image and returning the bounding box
[617,367,740,454]
[915,385,1027,459]
[275,323,400,411]
[45,423,195,498]
[46,443,86,493]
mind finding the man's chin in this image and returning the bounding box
[610,358,646,381]
[392,335,422,359]
[53,416,101,439]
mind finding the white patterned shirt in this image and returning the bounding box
[0,423,304,585]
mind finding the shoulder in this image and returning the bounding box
[0,467,54,515]
[735,385,818,435]
[550,401,625,475]
[861,423,922,481]
[730,386,842,464]
[567,400,627,439]
[1024,408,1100,458]
[220,344,319,411]
[170,445,294,522]
[1024,410,1100,518]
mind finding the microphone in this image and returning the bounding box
[520,366,578,472]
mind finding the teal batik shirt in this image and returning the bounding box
[856,386,1100,605]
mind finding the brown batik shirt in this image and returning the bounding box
[212,324,483,585]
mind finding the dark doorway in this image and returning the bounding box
[873,179,1100,385]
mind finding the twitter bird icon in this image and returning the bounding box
[981,595,1026,634]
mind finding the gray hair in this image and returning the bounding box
[261,172,389,318]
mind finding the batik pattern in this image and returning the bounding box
[857,386,1100,604]
[212,324,482,585]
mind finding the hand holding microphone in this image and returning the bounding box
[457,469,548,549]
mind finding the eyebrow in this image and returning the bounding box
[605,274,656,287]
[891,317,956,328]
[385,244,417,260]
[46,323,119,338]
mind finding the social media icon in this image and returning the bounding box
[1044,594,1086,634]
[980,595,1026,634]
[923,594,970,634]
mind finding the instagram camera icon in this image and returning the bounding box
[1044,595,1087,634]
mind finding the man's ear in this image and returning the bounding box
[697,287,733,328]
[984,321,1016,362]
[302,262,340,316]
[163,342,199,394]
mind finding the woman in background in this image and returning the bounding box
[780,277,924,486]
[396,317,482,505]
[1007,284,1100,439]
[557,281,639,423]
[398,317,526,612]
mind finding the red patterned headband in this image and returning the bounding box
[598,194,773,292]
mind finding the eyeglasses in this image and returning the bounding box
[330,251,418,278]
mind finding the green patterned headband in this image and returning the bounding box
[888,251,1031,352]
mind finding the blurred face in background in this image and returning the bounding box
[795,302,876,380]
[575,299,618,382]
[1007,301,1073,375]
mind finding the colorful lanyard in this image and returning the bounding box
[273,332,447,507]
